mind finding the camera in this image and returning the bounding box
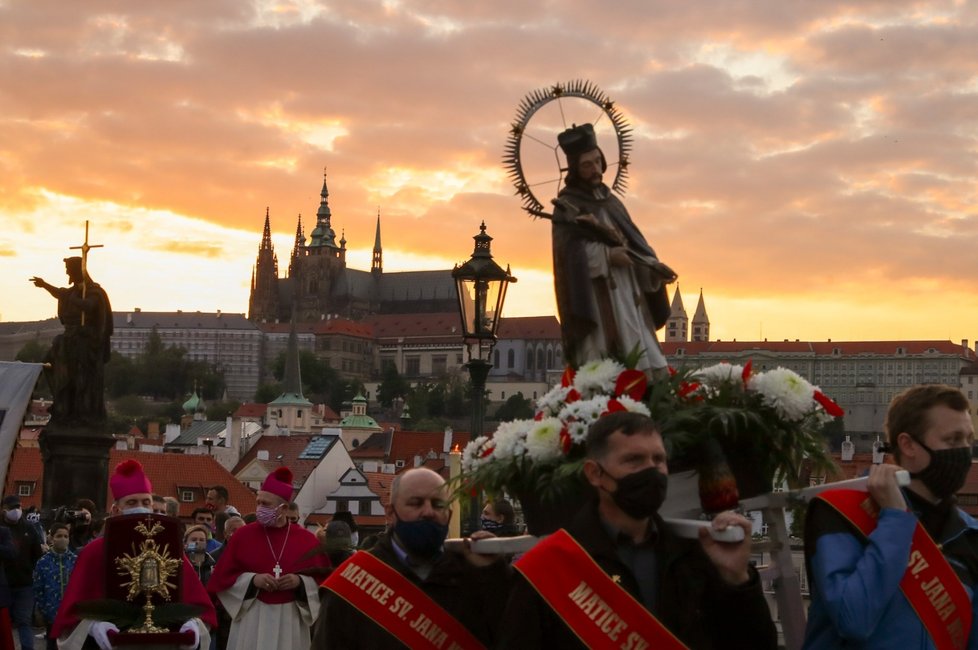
[52,506,90,525]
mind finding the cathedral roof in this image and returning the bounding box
[670,285,688,318]
[692,289,709,324]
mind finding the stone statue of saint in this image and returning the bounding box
[551,123,676,376]
[30,256,113,426]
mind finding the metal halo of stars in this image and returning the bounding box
[503,80,633,218]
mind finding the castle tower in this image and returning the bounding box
[248,207,280,322]
[371,209,383,275]
[291,168,348,322]
[289,213,305,278]
[665,285,689,342]
[691,288,710,342]
[268,315,313,432]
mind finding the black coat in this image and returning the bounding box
[313,532,511,649]
[498,501,777,650]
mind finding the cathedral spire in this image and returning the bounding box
[260,207,273,251]
[309,167,337,248]
[665,285,689,342]
[289,213,305,277]
[372,208,383,274]
[692,288,710,342]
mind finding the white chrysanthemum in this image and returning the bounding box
[749,367,815,422]
[694,363,745,387]
[524,417,564,462]
[560,395,611,426]
[573,359,626,397]
[566,420,590,444]
[614,395,651,416]
[536,384,571,417]
[461,436,493,472]
[491,419,532,461]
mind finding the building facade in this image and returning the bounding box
[111,310,262,400]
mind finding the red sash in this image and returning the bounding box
[815,489,973,650]
[515,529,689,650]
[322,551,486,650]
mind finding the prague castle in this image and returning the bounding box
[248,171,457,324]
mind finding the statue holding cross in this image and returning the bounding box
[30,221,113,427]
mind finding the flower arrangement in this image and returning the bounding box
[459,357,842,511]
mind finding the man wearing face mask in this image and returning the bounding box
[1,494,42,650]
[208,467,327,650]
[500,411,776,649]
[51,460,216,649]
[804,385,978,649]
[315,468,511,648]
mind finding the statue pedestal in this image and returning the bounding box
[39,425,115,512]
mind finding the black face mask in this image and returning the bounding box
[480,517,504,534]
[910,438,973,500]
[392,509,449,558]
[600,466,668,519]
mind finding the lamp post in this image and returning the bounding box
[452,221,516,534]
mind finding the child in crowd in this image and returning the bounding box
[33,523,77,650]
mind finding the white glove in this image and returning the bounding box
[89,621,119,650]
[179,619,201,650]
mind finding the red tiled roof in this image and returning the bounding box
[231,434,324,487]
[363,472,395,507]
[234,403,268,419]
[387,430,471,466]
[313,319,374,338]
[362,312,461,345]
[496,316,561,340]
[4,447,255,517]
[314,404,340,421]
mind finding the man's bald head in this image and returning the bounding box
[387,468,450,526]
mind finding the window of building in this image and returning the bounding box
[507,349,515,369]
[547,348,554,368]
[180,490,195,503]
[17,484,32,497]
[406,356,421,376]
[494,350,500,368]
[432,355,447,376]
[395,460,405,468]
[527,349,534,371]
[537,348,545,370]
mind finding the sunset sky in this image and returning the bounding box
[2,1,977,344]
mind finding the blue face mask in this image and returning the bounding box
[481,517,504,533]
[393,510,448,558]
[123,507,153,516]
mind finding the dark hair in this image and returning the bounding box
[287,501,299,511]
[887,385,971,461]
[48,523,70,537]
[75,498,96,514]
[151,494,165,504]
[243,513,257,524]
[331,510,358,532]
[488,498,515,525]
[586,411,659,460]
[209,486,229,501]
[564,147,608,188]
[191,508,213,521]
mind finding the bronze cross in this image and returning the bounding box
[68,220,104,326]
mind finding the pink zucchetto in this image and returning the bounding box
[261,467,294,502]
[110,459,153,501]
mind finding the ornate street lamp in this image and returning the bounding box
[452,222,516,532]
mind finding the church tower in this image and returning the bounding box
[691,289,710,342]
[371,209,383,275]
[248,208,280,322]
[665,285,689,342]
[291,168,348,322]
[289,213,305,278]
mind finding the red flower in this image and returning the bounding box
[565,389,581,404]
[742,360,753,384]
[668,366,678,377]
[559,428,572,455]
[678,381,701,398]
[479,442,495,458]
[603,399,627,416]
[615,369,647,401]
[561,366,575,388]
[814,390,844,417]
[534,411,544,421]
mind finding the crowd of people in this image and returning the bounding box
[0,382,973,648]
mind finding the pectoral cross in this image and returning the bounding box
[273,563,282,579]
[68,220,103,326]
